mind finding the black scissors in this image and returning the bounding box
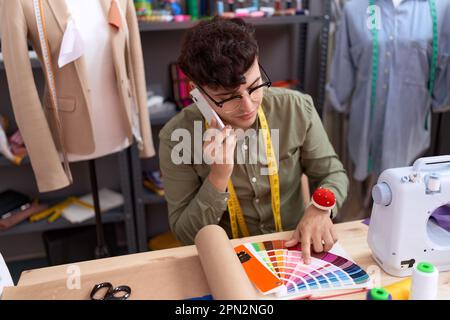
[90,282,131,300]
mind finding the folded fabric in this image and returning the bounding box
[8,130,24,147]
[0,118,20,164]
[62,189,124,224]
[170,63,193,109]
[143,171,165,196]
[0,202,48,230]
[8,130,27,159]
[0,190,30,218]
[430,204,450,232]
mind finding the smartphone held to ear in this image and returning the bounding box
[190,88,225,130]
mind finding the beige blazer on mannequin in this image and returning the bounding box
[0,0,3,36]
[1,0,155,192]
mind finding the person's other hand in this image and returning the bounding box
[285,205,338,264]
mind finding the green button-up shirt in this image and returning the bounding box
[159,87,349,245]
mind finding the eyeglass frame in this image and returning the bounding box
[195,64,272,109]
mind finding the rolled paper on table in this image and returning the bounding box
[195,225,258,300]
[410,262,439,300]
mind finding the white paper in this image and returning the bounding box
[329,242,352,261]
[58,20,84,68]
[62,189,124,224]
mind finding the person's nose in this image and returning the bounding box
[239,92,254,113]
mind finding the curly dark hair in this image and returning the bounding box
[177,16,259,91]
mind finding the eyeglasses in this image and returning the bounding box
[196,64,272,114]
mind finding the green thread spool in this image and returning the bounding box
[417,262,435,274]
[367,287,392,300]
[187,0,199,20]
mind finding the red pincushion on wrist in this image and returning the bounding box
[311,187,336,211]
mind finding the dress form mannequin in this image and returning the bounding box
[62,1,136,257]
[2,0,156,193]
[2,0,157,255]
[64,0,130,162]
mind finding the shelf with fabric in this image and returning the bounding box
[0,16,324,71]
[0,206,125,237]
[0,148,140,255]
[138,15,325,32]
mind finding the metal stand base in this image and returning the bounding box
[89,160,110,259]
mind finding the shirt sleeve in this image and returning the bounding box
[159,130,230,245]
[326,5,356,114]
[299,95,349,219]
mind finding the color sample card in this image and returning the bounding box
[236,240,371,298]
[234,244,285,295]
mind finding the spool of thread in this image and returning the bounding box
[427,174,441,193]
[410,262,439,300]
[186,0,199,20]
[384,278,412,300]
[366,288,392,300]
[217,0,224,15]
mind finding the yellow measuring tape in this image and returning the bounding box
[205,107,282,238]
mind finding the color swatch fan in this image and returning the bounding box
[234,240,371,299]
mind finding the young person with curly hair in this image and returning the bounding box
[159,17,349,263]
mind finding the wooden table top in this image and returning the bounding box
[13,220,450,300]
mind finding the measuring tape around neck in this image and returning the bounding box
[33,0,73,183]
[205,106,282,238]
[367,0,438,173]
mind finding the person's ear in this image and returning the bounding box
[188,81,196,91]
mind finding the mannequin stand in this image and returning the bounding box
[89,159,110,259]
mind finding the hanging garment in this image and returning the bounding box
[326,0,450,181]
[1,0,155,192]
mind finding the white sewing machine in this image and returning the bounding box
[368,155,450,277]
